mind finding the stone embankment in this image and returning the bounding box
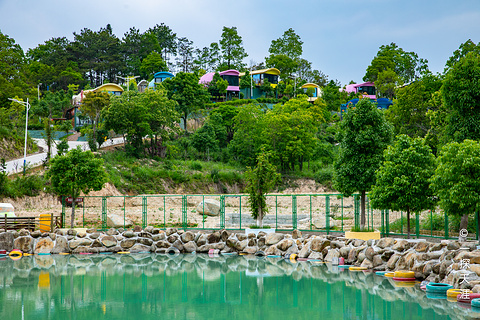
[1,227,480,290]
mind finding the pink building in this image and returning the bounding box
[199,69,240,100]
[343,82,376,99]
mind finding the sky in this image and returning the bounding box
[1,0,479,85]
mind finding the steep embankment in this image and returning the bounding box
[0,135,38,161]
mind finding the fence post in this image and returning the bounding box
[476,212,479,241]
[326,195,330,235]
[292,195,297,230]
[415,213,420,239]
[61,196,66,228]
[444,211,449,239]
[386,209,390,236]
[354,194,360,230]
[50,212,54,232]
[182,195,188,231]
[142,196,147,229]
[101,196,107,230]
[220,195,225,230]
[381,210,384,237]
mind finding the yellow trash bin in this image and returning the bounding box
[39,214,52,233]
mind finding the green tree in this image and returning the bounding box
[140,52,168,80]
[162,72,210,132]
[334,98,393,229]
[218,27,247,71]
[386,74,442,139]
[442,51,480,142]
[47,147,106,228]
[374,68,401,99]
[370,135,435,238]
[445,39,480,72]
[245,149,281,227]
[176,37,195,73]
[364,43,429,83]
[430,140,480,234]
[31,90,72,161]
[265,54,298,79]
[268,28,303,60]
[191,121,218,159]
[80,91,110,151]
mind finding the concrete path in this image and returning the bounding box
[5,137,124,175]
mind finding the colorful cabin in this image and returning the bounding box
[70,83,124,129]
[239,68,280,99]
[301,83,322,102]
[137,80,148,93]
[148,71,175,89]
[344,82,376,99]
[199,69,240,100]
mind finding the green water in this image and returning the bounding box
[0,254,474,319]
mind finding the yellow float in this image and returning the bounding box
[118,252,130,254]
[349,266,368,271]
[384,272,395,277]
[394,270,415,278]
[447,288,472,298]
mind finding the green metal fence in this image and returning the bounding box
[62,193,478,240]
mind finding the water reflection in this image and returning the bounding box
[0,254,475,319]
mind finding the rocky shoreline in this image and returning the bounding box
[1,227,480,291]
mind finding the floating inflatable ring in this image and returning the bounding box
[472,298,480,308]
[118,251,130,254]
[165,247,180,257]
[384,272,395,277]
[9,250,23,257]
[254,251,266,257]
[375,271,388,275]
[393,277,416,282]
[426,283,453,294]
[394,270,415,278]
[447,288,471,298]
[349,266,367,271]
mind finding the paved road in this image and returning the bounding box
[5,137,124,175]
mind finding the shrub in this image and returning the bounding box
[388,217,416,233]
[189,161,203,171]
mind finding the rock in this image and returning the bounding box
[357,252,366,264]
[372,255,384,268]
[34,238,54,253]
[392,240,409,252]
[120,239,136,249]
[48,233,56,241]
[30,230,42,238]
[429,243,443,252]
[166,228,177,236]
[13,236,34,253]
[308,252,323,260]
[310,238,330,252]
[257,237,266,248]
[196,199,221,216]
[226,239,238,248]
[353,239,365,247]
[86,228,96,233]
[183,241,197,253]
[181,231,195,243]
[324,249,340,262]
[144,226,154,234]
[172,239,184,252]
[386,254,401,270]
[207,232,221,243]
[247,233,256,239]
[298,245,312,258]
[339,246,351,258]
[365,247,376,261]
[292,230,302,239]
[129,244,152,253]
[123,231,135,238]
[439,260,453,277]
[244,246,257,254]
[77,232,86,238]
[471,264,480,277]
[423,261,437,275]
[447,241,460,251]
[276,239,293,251]
[89,232,100,239]
[361,259,373,269]
[91,239,103,248]
[265,245,282,256]
[133,225,142,232]
[152,232,166,241]
[107,214,133,228]
[18,229,30,237]
[221,230,230,241]
[331,241,345,249]
[155,241,171,249]
[101,235,117,248]
[265,233,284,245]
[106,228,118,236]
[196,234,207,246]
[236,233,247,241]
[69,239,92,250]
[415,241,430,252]
[51,236,69,254]
[138,238,153,246]
[235,240,248,251]
[381,250,394,261]
[138,232,152,239]
[312,217,336,229]
[0,232,14,251]
[166,234,178,243]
